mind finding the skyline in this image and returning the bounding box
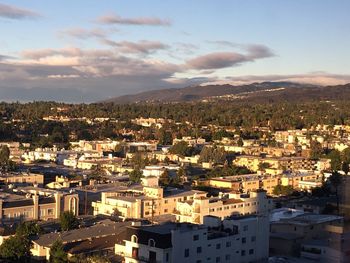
[1,0,350,102]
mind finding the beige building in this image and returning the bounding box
[0,172,44,185]
[92,185,206,220]
[0,189,78,224]
[174,190,272,224]
[281,172,320,189]
[200,174,280,195]
[234,155,330,172]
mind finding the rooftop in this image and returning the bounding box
[33,219,131,247]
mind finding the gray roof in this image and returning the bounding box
[33,219,131,247]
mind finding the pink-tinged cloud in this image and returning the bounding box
[186,52,248,70]
[96,13,171,26]
[59,27,106,39]
[186,45,274,70]
[102,39,168,54]
[0,3,40,19]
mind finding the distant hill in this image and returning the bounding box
[102,82,350,104]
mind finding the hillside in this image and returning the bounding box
[103,82,350,104]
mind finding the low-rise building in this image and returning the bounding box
[0,188,78,224]
[32,219,130,260]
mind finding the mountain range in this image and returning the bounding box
[102,82,350,104]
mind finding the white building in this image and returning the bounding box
[174,190,272,224]
[116,215,269,263]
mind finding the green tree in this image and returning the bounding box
[158,129,173,145]
[0,235,32,262]
[16,221,42,237]
[169,141,189,156]
[0,145,12,170]
[49,239,68,263]
[272,185,294,196]
[342,162,349,175]
[310,140,323,159]
[258,162,271,172]
[328,150,342,171]
[159,169,170,186]
[129,169,143,183]
[237,138,244,147]
[59,211,79,231]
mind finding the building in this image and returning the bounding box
[174,190,272,224]
[0,172,44,185]
[32,219,130,260]
[300,223,350,262]
[270,214,343,257]
[199,174,280,195]
[116,215,269,263]
[92,185,207,220]
[0,188,78,224]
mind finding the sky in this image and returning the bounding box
[0,0,350,102]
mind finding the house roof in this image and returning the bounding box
[33,220,131,247]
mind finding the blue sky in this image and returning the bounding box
[0,0,349,102]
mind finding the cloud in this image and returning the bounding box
[186,45,274,70]
[96,13,170,26]
[186,52,247,70]
[102,39,168,54]
[0,3,40,20]
[203,72,350,86]
[59,27,106,39]
[245,44,275,59]
[0,54,14,61]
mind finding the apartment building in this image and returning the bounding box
[233,155,330,172]
[280,172,320,189]
[92,185,207,220]
[116,215,269,263]
[201,174,280,195]
[174,190,272,224]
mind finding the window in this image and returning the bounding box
[243,225,248,231]
[193,234,199,241]
[249,249,254,255]
[148,239,155,247]
[40,209,45,217]
[216,244,221,249]
[197,247,202,253]
[216,257,221,262]
[242,237,246,244]
[164,200,168,204]
[226,241,231,247]
[131,235,138,243]
[251,236,256,242]
[47,209,54,216]
[184,249,189,258]
[164,209,168,213]
[225,254,230,261]
[196,261,201,263]
[241,250,246,256]
[166,253,169,262]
